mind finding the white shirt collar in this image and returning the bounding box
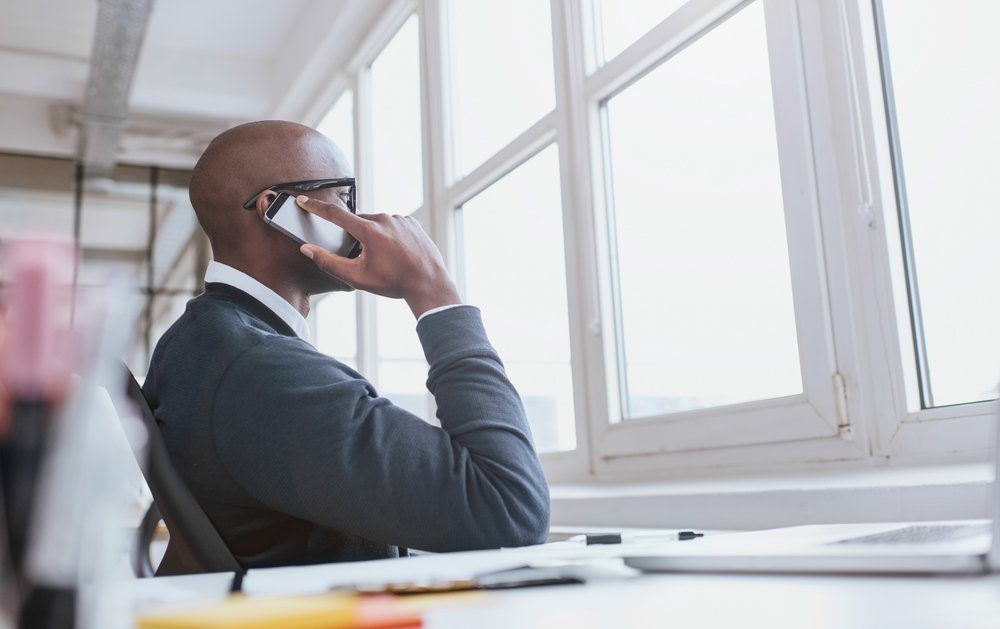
[204,261,311,342]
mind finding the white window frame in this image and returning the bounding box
[303,0,997,485]
[574,0,859,478]
[830,0,997,460]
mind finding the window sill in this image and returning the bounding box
[549,463,993,531]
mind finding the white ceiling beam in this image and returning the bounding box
[0,50,86,101]
[0,0,96,60]
[131,46,273,120]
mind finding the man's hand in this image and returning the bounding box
[295,195,461,319]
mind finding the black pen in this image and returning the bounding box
[573,531,705,545]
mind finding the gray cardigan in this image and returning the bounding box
[142,283,550,569]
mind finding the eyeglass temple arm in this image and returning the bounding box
[242,179,356,211]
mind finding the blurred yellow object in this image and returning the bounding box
[138,593,422,629]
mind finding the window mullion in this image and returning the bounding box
[353,70,378,379]
[547,0,604,481]
[418,0,455,273]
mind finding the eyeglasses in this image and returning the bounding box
[242,178,357,212]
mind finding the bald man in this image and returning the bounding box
[142,121,549,573]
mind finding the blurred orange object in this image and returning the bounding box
[138,593,423,629]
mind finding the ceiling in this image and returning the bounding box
[0,0,389,169]
[0,0,392,331]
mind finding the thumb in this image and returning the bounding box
[301,244,361,285]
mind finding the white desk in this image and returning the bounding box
[422,572,1000,628]
[119,547,1000,628]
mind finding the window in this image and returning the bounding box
[316,90,354,169]
[314,0,998,482]
[370,15,423,215]
[315,293,357,369]
[314,91,359,369]
[603,1,800,419]
[375,296,431,419]
[447,0,555,175]
[876,0,1000,408]
[370,15,431,418]
[459,146,575,452]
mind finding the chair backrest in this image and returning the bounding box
[119,364,242,576]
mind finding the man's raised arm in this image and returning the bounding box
[211,197,549,551]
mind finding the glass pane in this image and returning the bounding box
[596,0,687,64]
[376,296,424,360]
[879,0,1000,407]
[370,15,423,214]
[604,2,801,419]
[460,146,575,453]
[378,360,431,419]
[448,0,555,175]
[316,90,354,170]
[376,296,430,417]
[315,292,357,363]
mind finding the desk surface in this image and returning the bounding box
[120,548,1000,629]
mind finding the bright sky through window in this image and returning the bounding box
[316,91,354,170]
[448,0,555,175]
[596,0,687,64]
[371,15,423,214]
[604,1,802,419]
[880,0,1000,407]
[369,15,431,417]
[461,146,575,452]
[315,292,357,369]
[314,91,358,368]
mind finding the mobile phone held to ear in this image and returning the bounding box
[263,192,362,258]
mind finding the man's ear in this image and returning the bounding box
[254,191,278,221]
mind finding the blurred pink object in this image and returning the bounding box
[1,239,75,401]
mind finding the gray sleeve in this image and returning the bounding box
[211,305,550,552]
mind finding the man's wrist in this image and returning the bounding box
[416,304,466,323]
[405,279,462,320]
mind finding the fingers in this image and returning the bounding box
[295,195,371,239]
[300,244,362,286]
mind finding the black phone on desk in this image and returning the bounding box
[263,192,362,258]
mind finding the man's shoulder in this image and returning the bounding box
[185,294,360,381]
[144,293,365,415]
[158,292,288,350]
[190,291,282,336]
[145,292,308,390]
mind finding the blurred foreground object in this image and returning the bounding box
[0,240,75,585]
[0,238,144,629]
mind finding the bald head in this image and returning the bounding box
[190,120,354,298]
[190,120,351,250]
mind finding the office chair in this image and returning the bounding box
[119,364,243,576]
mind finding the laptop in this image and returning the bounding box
[624,401,1000,575]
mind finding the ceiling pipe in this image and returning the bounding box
[77,0,155,176]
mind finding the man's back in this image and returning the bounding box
[143,283,549,570]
